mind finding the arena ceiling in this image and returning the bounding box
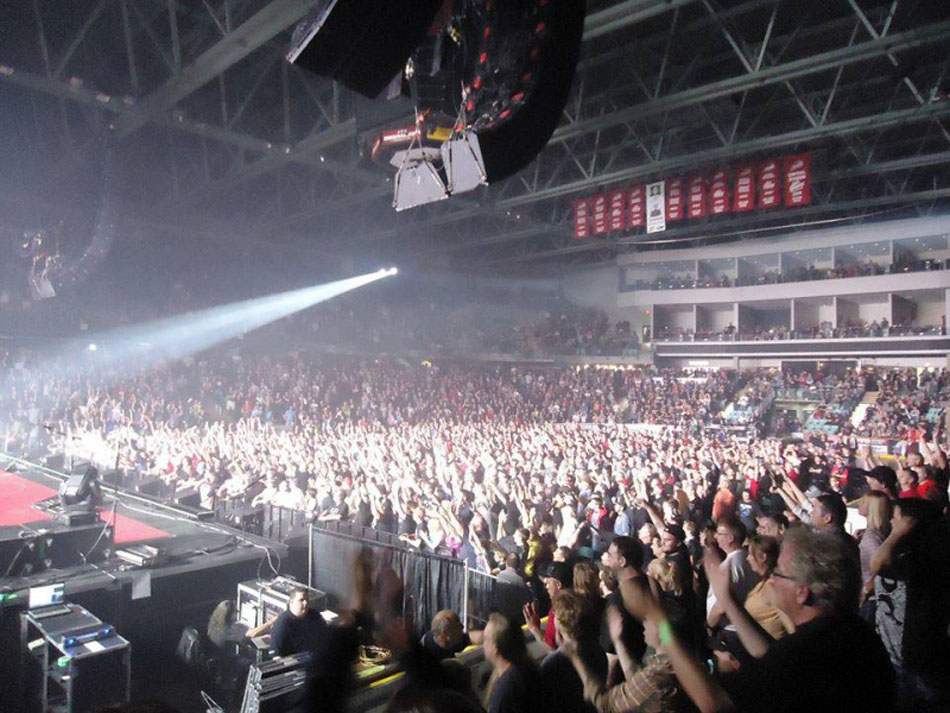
[1,0,949,275]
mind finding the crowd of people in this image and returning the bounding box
[654,317,945,344]
[3,348,950,712]
[632,256,945,292]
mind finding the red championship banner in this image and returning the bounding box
[758,159,781,208]
[608,189,626,232]
[666,178,684,222]
[709,170,730,215]
[573,199,591,239]
[627,185,645,229]
[591,193,608,235]
[687,175,707,219]
[784,153,812,206]
[733,164,756,212]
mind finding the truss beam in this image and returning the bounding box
[113,0,312,137]
[583,0,698,41]
[551,19,950,144]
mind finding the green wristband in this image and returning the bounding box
[657,619,674,647]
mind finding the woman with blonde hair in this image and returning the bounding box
[648,557,684,599]
[742,534,794,640]
[573,560,606,642]
[859,491,892,620]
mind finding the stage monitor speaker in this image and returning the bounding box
[0,521,113,576]
[137,478,164,497]
[176,489,200,509]
[287,0,444,98]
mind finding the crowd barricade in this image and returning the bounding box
[466,568,499,627]
[215,497,264,535]
[309,521,468,632]
[262,504,310,541]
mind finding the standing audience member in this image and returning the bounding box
[870,498,950,711]
[599,536,647,681]
[483,613,542,713]
[858,492,892,621]
[538,589,607,713]
[706,517,758,632]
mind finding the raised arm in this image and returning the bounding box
[638,498,667,532]
[703,547,771,658]
[619,578,735,713]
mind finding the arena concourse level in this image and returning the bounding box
[2,2,950,713]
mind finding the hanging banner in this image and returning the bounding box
[608,189,626,232]
[646,181,666,233]
[627,185,645,229]
[733,164,756,212]
[572,153,812,230]
[709,170,730,215]
[666,178,684,222]
[573,199,591,239]
[591,193,608,235]
[784,153,812,206]
[687,175,707,219]
[759,159,781,208]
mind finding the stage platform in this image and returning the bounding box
[0,457,291,713]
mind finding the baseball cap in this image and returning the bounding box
[664,524,686,543]
[539,561,573,588]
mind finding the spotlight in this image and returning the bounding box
[87,343,98,352]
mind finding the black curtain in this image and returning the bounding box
[310,523,466,630]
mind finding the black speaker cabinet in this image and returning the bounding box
[288,0,444,98]
[0,521,114,576]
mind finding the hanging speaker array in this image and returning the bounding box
[288,0,586,210]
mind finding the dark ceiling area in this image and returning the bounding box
[1,0,948,276]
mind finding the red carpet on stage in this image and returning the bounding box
[0,472,168,543]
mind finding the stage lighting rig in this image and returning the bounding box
[57,466,103,526]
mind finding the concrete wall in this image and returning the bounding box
[856,298,891,325]
[915,294,946,327]
[697,304,735,332]
[655,305,695,332]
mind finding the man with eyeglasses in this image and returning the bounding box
[621,526,895,713]
[706,516,758,631]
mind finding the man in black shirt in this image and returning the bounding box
[600,536,647,675]
[270,587,327,658]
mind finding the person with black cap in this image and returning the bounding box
[523,560,573,651]
[658,523,694,600]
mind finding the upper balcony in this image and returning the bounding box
[618,217,950,306]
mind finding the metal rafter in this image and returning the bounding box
[112,0,312,137]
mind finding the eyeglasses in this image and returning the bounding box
[770,569,796,582]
